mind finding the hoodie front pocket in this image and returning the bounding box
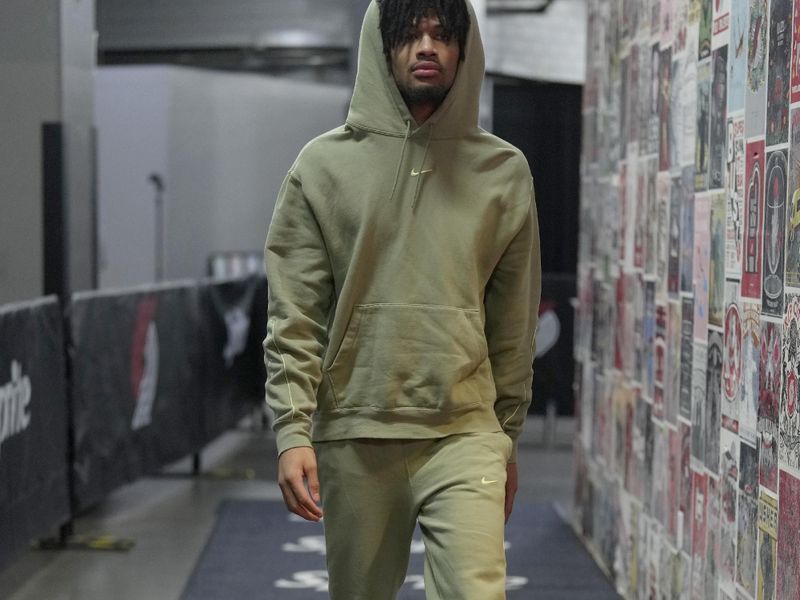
[325,303,492,412]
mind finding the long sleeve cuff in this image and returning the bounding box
[274,419,313,456]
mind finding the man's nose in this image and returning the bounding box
[417,35,436,56]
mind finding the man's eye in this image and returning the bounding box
[438,33,451,42]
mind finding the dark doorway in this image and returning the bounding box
[492,76,581,275]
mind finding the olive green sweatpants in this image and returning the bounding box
[314,431,512,600]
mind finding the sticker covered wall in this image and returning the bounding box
[575,0,800,597]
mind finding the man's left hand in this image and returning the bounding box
[505,462,518,523]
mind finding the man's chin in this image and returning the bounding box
[399,84,449,108]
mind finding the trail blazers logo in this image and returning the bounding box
[536,300,560,358]
[130,297,159,430]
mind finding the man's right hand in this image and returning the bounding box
[278,446,324,522]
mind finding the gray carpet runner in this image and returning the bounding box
[181,499,619,599]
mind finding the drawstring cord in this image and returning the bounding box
[389,120,412,204]
[411,131,432,211]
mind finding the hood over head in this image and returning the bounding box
[346,0,485,139]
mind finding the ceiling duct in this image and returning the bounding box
[97,0,352,73]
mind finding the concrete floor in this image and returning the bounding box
[0,416,579,600]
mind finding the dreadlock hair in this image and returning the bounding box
[377,0,471,64]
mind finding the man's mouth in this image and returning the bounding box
[412,62,441,77]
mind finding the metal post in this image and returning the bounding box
[193,452,202,476]
[148,173,165,282]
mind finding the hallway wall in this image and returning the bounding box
[574,0,800,597]
[95,66,350,288]
[0,0,96,304]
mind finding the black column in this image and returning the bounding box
[42,122,68,300]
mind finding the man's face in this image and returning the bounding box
[390,13,461,110]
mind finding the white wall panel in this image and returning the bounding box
[95,66,350,287]
[95,68,170,289]
[485,0,587,84]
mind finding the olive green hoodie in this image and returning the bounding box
[263,0,540,463]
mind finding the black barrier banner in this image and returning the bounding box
[531,273,576,416]
[69,283,205,512]
[0,297,70,571]
[197,276,266,441]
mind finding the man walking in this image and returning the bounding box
[263,1,540,597]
